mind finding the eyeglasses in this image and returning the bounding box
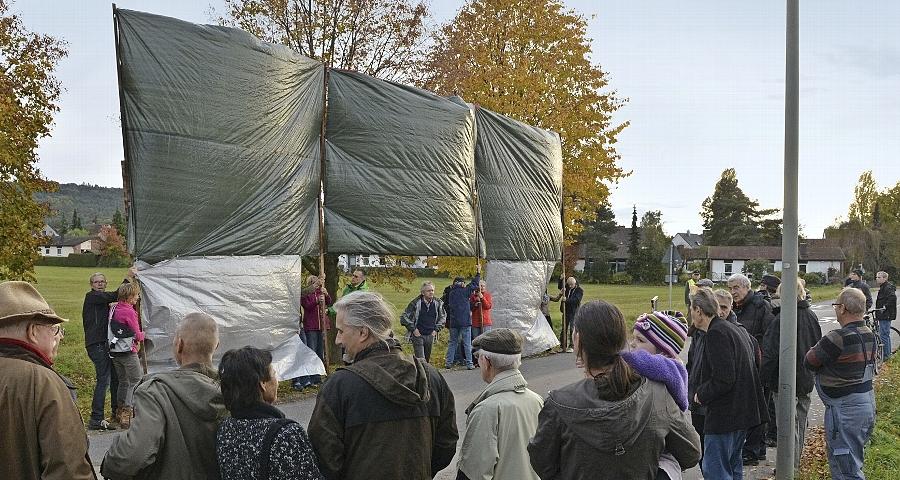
[831,303,843,307]
[38,324,64,337]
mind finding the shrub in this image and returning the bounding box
[802,272,825,286]
[609,272,633,285]
[35,253,99,267]
[687,261,707,278]
[742,258,771,282]
[584,259,612,283]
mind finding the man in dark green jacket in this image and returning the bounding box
[309,291,458,479]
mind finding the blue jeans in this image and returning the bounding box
[445,327,473,368]
[702,430,747,480]
[817,385,875,480]
[878,320,892,359]
[471,325,492,342]
[86,343,118,424]
[294,330,323,386]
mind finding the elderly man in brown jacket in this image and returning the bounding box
[0,281,96,480]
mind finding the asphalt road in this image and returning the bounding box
[87,300,871,479]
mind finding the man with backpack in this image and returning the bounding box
[401,281,446,363]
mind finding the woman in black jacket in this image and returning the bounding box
[760,278,822,468]
[216,347,322,480]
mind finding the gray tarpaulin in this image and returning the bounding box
[135,256,325,379]
[475,108,563,260]
[484,260,559,355]
[324,69,479,256]
[117,9,322,263]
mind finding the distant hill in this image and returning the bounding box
[34,183,125,230]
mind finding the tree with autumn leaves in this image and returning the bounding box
[0,0,67,280]
[827,171,900,278]
[423,0,628,242]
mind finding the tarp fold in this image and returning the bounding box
[117,9,322,262]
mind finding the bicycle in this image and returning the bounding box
[863,307,900,369]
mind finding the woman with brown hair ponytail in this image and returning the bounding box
[573,301,641,400]
[528,300,701,480]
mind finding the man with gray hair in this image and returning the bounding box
[457,329,543,480]
[0,281,95,479]
[309,291,458,479]
[805,287,877,480]
[727,272,774,464]
[102,312,226,480]
[691,287,768,479]
[401,280,446,363]
[551,276,584,353]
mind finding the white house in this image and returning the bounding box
[672,231,703,249]
[41,224,59,238]
[338,254,430,271]
[37,235,96,257]
[684,240,845,281]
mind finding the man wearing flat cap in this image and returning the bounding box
[457,328,543,480]
[0,281,96,479]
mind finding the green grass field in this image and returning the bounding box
[28,266,843,421]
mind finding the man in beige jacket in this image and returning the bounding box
[457,329,543,480]
[0,281,96,480]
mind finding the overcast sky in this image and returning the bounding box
[15,0,900,238]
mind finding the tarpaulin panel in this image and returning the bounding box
[484,260,559,355]
[117,9,322,262]
[475,108,563,260]
[135,256,325,379]
[324,69,478,256]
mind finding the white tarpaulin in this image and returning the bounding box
[135,255,325,379]
[485,260,559,355]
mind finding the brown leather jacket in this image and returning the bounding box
[0,338,96,480]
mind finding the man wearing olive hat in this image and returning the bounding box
[0,281,96,479]
[457,328,543,480]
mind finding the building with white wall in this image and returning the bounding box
[338,254,430,271]
[37,235,96,257]
[684,240,845,282]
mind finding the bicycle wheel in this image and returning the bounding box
[891,327,900,356]
[875,336,885,370]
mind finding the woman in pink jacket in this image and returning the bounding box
[109,282,144,428]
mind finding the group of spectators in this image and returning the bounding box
[0,276,706,480]
[684,269,896,479]
[2,264,896,480]
[401,265,496,369]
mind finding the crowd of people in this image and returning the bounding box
[0,265,896,480]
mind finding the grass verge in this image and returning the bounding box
[798,357,900,479]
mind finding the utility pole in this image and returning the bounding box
[776,0,800,478]
[668,243,675,311]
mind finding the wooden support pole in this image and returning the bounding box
[316,65,331,371]
[113,4,147,374]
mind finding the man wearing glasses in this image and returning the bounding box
[82,268,135,430]
[805,288,877,480]
[0,281,95,479]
